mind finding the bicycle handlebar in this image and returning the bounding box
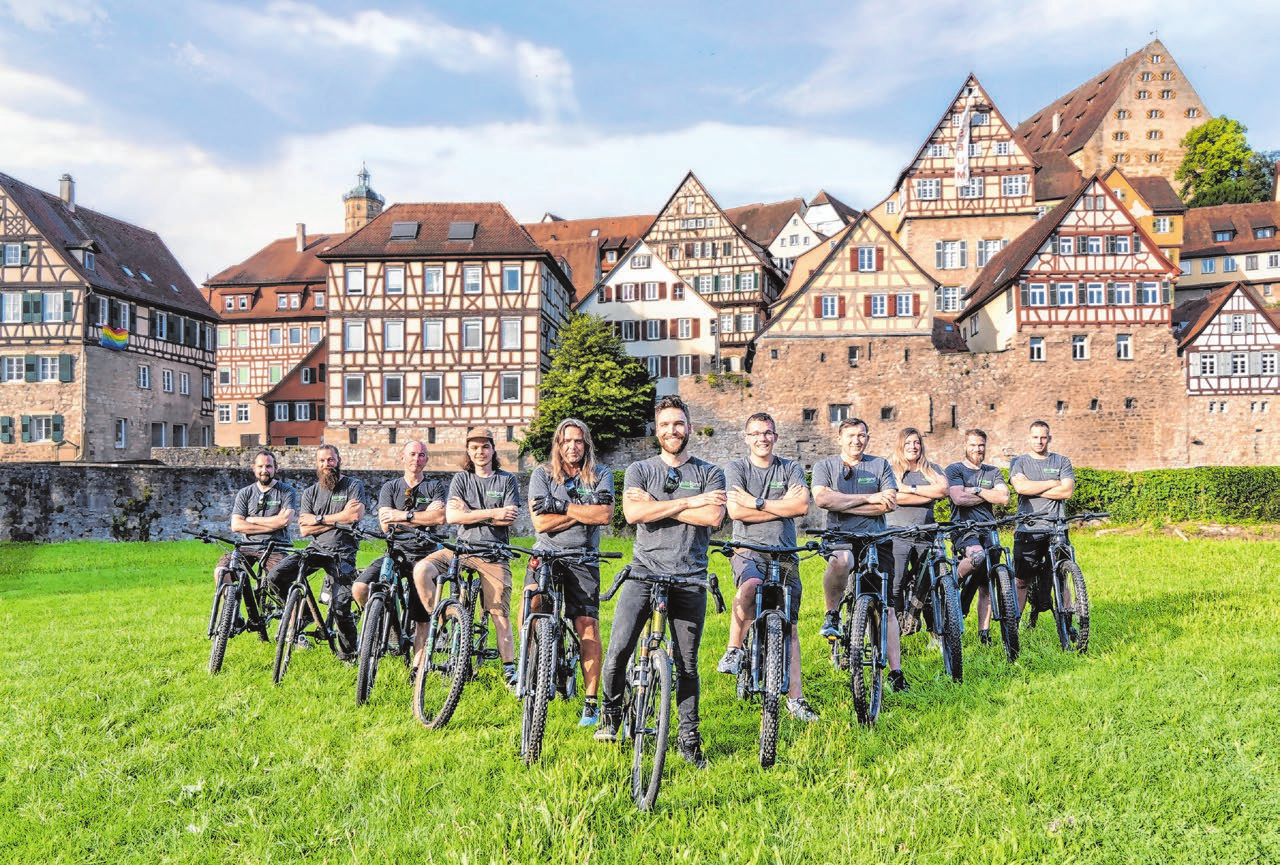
[183,528,280,554]
[712,539,823,558]
[600,566,727,614]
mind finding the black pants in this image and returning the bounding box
[1013,532,1064,614]
[890,538,930,611]
[268,552,359,656]
[601,576,706,743]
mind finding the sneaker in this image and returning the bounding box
[677,735,707,769]
[979,629,992,646]
[578,700,600,728]
[294,634,313,650]
[594,710,620,742]
[787,697,819,722]
[717,646,744,675]
[503,662,518,690]
[819,610,841,639]
[888,669,910,693]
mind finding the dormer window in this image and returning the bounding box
[277,295,289,310]
[1254,227,1275,240]
[223,296,234,311]
[84,251,95,271]
[121,265,134,277]
[140,270,152,282]
[1214,230,1235,243]
[238,295,249,310]
[313,292,326,308]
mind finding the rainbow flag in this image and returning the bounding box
[100,326,128,350]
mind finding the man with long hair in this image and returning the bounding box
[418,428,522,686]
[268,444,366,658]
[1009,420,1076,628]
[596,395,726,768]
[945,429,1011,645]
[886,428,949,635]
[215,448,295,588]
[715,412,818,721]
[527,418,615,727]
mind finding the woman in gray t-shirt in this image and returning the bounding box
[886,428,948,630]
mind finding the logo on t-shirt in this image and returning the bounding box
[1044,468,1060,477]
[331,494,348,504]
[977,478,993,489]
[486,489,505,500]
[856,477,876,486]
[678,481,700,491]
[767,480,786,490]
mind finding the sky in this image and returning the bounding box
[1,1,1275,282]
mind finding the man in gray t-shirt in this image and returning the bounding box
[945,429,1011,645]
[812,418,910,691]
[596,396,726,768]
[1010,420,1076,616]
[215,449,295,587]
[715,412,817,722]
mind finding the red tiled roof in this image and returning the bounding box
[522,213,654,302]
[1127,175,1186,214]
[262,341,328,402]
[531,236,601,304]
[206,232,347,286]
[321,202,548,259]
[724,198,806,247]
[1171,281,1280,350]
[1182,202,1280,256]
[0,171,215,321]
[932,315,969,353]
[1032,150,1085,202]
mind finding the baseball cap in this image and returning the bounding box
[466,427,496,444]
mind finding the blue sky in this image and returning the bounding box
[1,1,1274,282]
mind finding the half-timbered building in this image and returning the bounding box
[0,171,216,462]
[1176,202,1280,307]
[1174,282,1280,401]
[641,172,786,368]
[260,341,328,446]
[577,240,717,394]
[523,213,654,304]
[1103,168,1187,268]
[318,202,573,455]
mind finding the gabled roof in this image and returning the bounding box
[206,232,348,287]
[261,341,328,402]
[321,202,548,259]
[723,198,805,247]
[0,171,215,320]
[1171,281,1278,350]
[523,213,654,303]
[772,226,851,308]
[932,316,969,353]
[1032,150,1085,202]
[1182,202,1280,257]
[644,170,783,277]
[1013,42,1151,156]
[808,189,860,225]
[1126,175,1186,214]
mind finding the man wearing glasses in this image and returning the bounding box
[354,440,447,673]
[597,395,726,768]
[812,419,910,693]
[715,413,818,721]
[216,448,296,588]
[528,419,615,727]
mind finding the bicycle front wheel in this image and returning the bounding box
[993,564,1020,663]
[209,583,237,675]
[355,595,387,705]
[850,595,884,727]
[414,598,470,729]
[272,587,303,684]
[520,617,555,765]
[631,648,672,811]
[759,616,784,768]
[1059,561,1090,654]
[937,575,964,683]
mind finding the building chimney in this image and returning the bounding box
[296,223,307,253]
[1052,112,1061,133]
[59,173,75,212]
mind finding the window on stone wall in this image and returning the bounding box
[802,408,817,422]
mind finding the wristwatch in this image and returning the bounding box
[404,509,413,523]
[317,514,325,525]
[911,484,917,494]
[755,496,766,510]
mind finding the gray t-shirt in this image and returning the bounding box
[944,462,1005,524]
[625,455,725,575]
[811,454,897,534]
[1010,452,1075,532]
[724,456,809,553]
[885,464,942,528]
[378,475,447,555]
[231,481,297,546]
[448,469,521,546]
[300,475,366,559]
[529,465,614,551]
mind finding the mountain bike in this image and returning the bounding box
[711,538,827,767]
[951,516,1022,663]
[897,522,965,683]
[413,539,516,729]
[188,529,283,674]
[1017,511,1108,654]
[272,527,359,684]
[514,546,622,765]
[600,565,726,810]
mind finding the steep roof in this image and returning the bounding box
[523,213,654,302]
[808,189,860,225]
[1032,150,1085,202]
[321,202,548,259]
[261,341,328,402]
[1126,175,1186,214]
[1013,43,1150,156]
[932,315,969,353]
[206,232,349,287]
[723,198,806,247]
[1182,202,1280,257]
[0,171,215,320]
[772,226,851,308]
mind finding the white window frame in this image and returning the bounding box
[870,295,887,318]
[424,267,444,295]
[500,318,522,350]
[1001,175,1029,197]
[895,293,913,316]
[343,320,366,352]
[385,266,405,295]
[1087,283,1105,305]
[1057,283,1077,306]
[236,403,251,423]
[383,319,405,351]
[138,365,151,389]
[274,403,290,422]
[500,373,521,403]
[384,374,404,405]
[677,318,692,339]
[914,178,941,200]
[162,369,174,392]
[462,319,483,351]
[1199,354,1217,376]
[461,373,482,404]
[421,374,443,404]
[345,267,365,296]
[857,247,876,272]
[463,266,482,295]
[216,404,231,424]
[677,355,692,377]
[503,265,521,294]
[1072,335,1088,360]
[344,375,365,405]
[1116,334,1132,361]
[1029,337,1045,361]
[296,402,312,421]
[423,319,444,351]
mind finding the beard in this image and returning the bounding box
[317,466,341,491]
[660,431,689,456]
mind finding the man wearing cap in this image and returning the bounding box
[418,427,522,686]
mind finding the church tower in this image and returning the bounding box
[343,164,385,232]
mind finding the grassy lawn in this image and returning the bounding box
[0,531,1278,864]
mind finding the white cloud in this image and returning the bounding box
[0,66,86,107]
[0,0,105,31]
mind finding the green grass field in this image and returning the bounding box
[1,532,1278,864]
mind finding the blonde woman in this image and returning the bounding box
[885,428,948,635]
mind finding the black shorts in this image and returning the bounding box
[731,552,802,624]
[553,560,600,621]
[828,539,895,601]
[890,538,930,610]
[356,551,432,621]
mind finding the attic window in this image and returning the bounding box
[121,266,134,276]
[140,270,152,282]
[389,221,420,241]
[590,229,599,237]
[447,221,477,241]
[84,251,95,271]
[170,284,179,293]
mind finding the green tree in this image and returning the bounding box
[1175,117,1276,207]
[521,313,656,461]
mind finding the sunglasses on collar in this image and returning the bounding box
[662,467,682,495]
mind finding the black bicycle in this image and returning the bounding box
[350,525,439,705]
[951,516,1022,663]
[600,565,726,810]
[1018,511,1108,654]
[413,539,515,729]
[514,546,622,765]
[272,527,358,684]
[711,538,827,767]
[188,529,283,674]
[897,522,965,683]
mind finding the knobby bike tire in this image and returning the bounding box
[414,598,470,729]
[759,616,784,768]
[937,575,964,683]
[1060,561,1090,654]
[209,583,237,675]
[272,588,303,685]
[521,617,556,765]
[631,648,672,811]
[993,564,1020,663]
[850,595,884,727]
[355,596,387,706]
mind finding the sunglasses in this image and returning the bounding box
[842,464,854,482]
[255,493,269,514]
[403,488,416,509]
[662,467,682,495]
[564,476,583,499]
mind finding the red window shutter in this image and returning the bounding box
[838,296,847,317]
[692,318,701,338]
[863,295,873,317]
[814,296,823,317]
[605,286,613,302]
[660,320,668,339]
[658,283,667,300]
[850,248,858,270]
[685,243,694,257]
[692,356,701,374]
[876,247,885,270]
[912,293,921,316]
[660,356,669,377]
